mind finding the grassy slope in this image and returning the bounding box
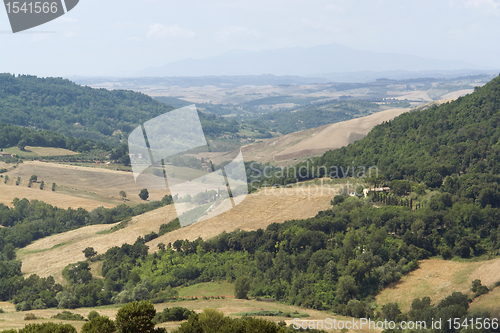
[0,181,116,210]
[18,205,178,283]
[4,146,78,158]
[3,160,167,204]
[18,184,334,283]
[470,287,500,317]
[376,258,500,313]
[238,107,411,166]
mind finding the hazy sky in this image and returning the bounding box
[1,0,500,77]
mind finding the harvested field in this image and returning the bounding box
[439,89,473,100]
[236,108,411,166]
[5,161,168,203]
[0,181,114,210]
[19,205,178,283]
[146,185,334,252]
[19,185,334,282]
[3,146,79,159]
[376,258,500,311]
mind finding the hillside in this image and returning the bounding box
[236,107,410,166]
[18,205,177,283]
[0,181,115,210]
[18,185,333,282]
[0,74,175,142]
[376,258,500,312]
[307,74,500,183]
[4,160,168,204]
[0,74,245,145]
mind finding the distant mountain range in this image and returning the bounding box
[136,43,487,77]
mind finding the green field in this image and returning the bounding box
[4,146,78,158]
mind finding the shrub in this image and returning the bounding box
[471,279,489,298]
[154,306,194,323]
[17,323,77,332]
[235,276,251,299]
[15,301,31,312]
[115,301,156,333]
[24,313,38,320]
[87,311,100,321]
[82,316,116,333]
[52,311,86,321]
[139,188,149,201]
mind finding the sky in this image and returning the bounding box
[1,0,500,77]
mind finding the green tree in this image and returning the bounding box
[82,316,116,333]
[381,302,402,321]
[115,301,156,333]
[17,322,77,333]
[139,189,149,201]
[17,139,27,151]
[336,275,358,303]
[83,247,97,259]
[52,183,56,191]
[235,276,251,299]
[30,175,37,182]
[471,279,489,297]
[3,243,16,260]
[87,311,100,321]
[390,180,412,196]
[119,190,127,201]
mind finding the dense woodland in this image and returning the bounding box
[0,74,261,146]
[253,100,394,135]
[0,74,176,143]
[0,122,99,153]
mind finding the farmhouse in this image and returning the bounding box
[363,187,391,197]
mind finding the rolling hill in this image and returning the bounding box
[5,73,500,333]
[308,74,500,182]
[238,107,410,166]
[376,258,500,312]
[18,184,334,282]
[214,98,458,166]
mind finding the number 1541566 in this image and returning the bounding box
[5,2,59,14]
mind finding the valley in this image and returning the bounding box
[1,73,500,333]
